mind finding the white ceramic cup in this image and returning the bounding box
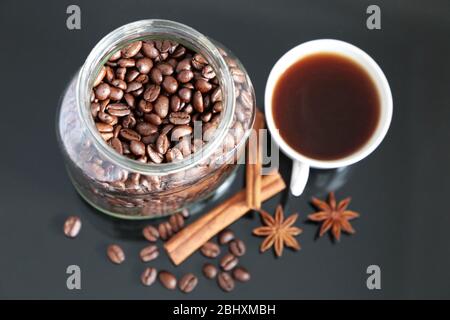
[264,39,393,196]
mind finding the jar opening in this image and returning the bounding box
[77,20,235,175]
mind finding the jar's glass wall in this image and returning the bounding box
[57,20,256,219]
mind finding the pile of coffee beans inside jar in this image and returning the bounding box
[91,39,225,164]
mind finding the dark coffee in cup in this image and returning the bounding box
[272,52,380,161]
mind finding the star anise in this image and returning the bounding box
[252,205,302,257]
[308,192,359,241]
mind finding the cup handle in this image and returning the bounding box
[290,160,310,196]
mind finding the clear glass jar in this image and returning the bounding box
[57,20,255,219]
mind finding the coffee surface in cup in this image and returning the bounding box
[272,52,380,160]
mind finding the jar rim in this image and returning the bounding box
[76,19,235,175]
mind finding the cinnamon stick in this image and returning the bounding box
[165,172,285,265]
[246,110,265,209]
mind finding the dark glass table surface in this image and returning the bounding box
[0,0,449,299]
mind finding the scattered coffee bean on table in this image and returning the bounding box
[218,229,235,245]
[107,244,125,264]
[169,212,184,233]
[141,267,157,286]
[142,225,159,242]
[139,244,159,262]
[178,273,198,293]
[91,40,223,164]
[229,239,246,257]
[232,267,251,282]
[201,241,221,258]
[158,221,173,240]
[63,216,81,238]
[202,263,218,279]
[217,272,235,292]
[159,271,177,290]
[220,253,239,271]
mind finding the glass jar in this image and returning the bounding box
[57,20,256,219]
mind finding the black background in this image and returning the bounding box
[1,0,449,299]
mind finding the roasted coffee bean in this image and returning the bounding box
[136,57,153,74]
[121,41,142,58]
[116,67,127,80]
[192,91,204,113]
[111,78,127,90]
[109,50,121,61]
[126,69,140,82]
[138,99,153,113]
[95,83,110,100]
[101,132,114,141]
[162,76,178,94]
[141,267,157,286]
[195,79,212,93]
[179,273,198,293]
[180,208,190,218]
[135,74,149,84]
[154,96,169,118]
[144,113,162,126]
[159,271,177,290]
[158,221,173,240]
[220,253,238,271]
[105,66,115,82]
[96,122,113,133]
[169,213,184,233]
[142,225,159,242]
[142,42,159,59]
[231,67,246,83]
[201,112,212,123]
[122,114,137,128]
[109,87,124,101]
[91,102,100,118]
[139,244,159,262]
[93,67,106,87]
[232,267,250,282]
[141,133,158,144]
[178,87,192,103]
[171,125,192,141]
[126,81,143,93]
[120,128,141,141]
[212,101,223,113]
[229,239,246,257]
[98,111,118,125]
[169,95,182,112]
[118,58,135,68]
[218,229,235,245]
[160,123,174,136]
[177,70,194,83]
[136,122,157,136]
[202,263,218,279]
[130,140,146,156]
[63,216,81,238]
[107,244,125,264]
[147,145,164,164]
[169,112,190,125]
[165,148,183,162]
[202,65,216,79]
[201,241,220,258]
[157,62,174,75]
[107,103,130,117]
[150,67,163,84]
[211,87,222,103]
[217,272,234,292]
[110,137,123,154]
[156,134,169,154]
[192,53,207,70]
[143,84,161,102]
[172,45,186,58]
